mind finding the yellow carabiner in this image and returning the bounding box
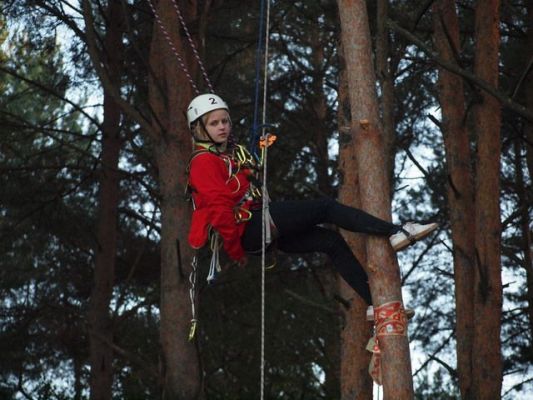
[234,145,254,166]
[234,207,252,223]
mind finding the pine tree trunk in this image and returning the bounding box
[74,354,83,400]
[337,40,373,400]
[514,138,533,339]
[88,2,123,399]
[524,0,533,341]
[432,2,476,398]
[337,1,413,398]
[526,0,533,179]
[310,31,332,197]
[148,1,202,398]
[472,1,503,398]
[376,0,395,184]
[309,20,340,398]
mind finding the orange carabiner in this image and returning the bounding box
[259,134,277,149]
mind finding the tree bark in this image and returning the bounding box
[376,0,396,186]
[88,2,123,399]
[432,2,476,398]
[309,17,340,398]
[310,23,332,197]
[337,0,413,398]
[514,137,533,339]
[472,1,503,398]
[337,40,373,400]
[74,353,83,400]
[148,1,202,398]
[524,0,533,178]
[523,0,533,342]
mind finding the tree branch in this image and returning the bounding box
[88,329,159,379]
[413,331,454,377]
[0,65,103,129]
[33,0,87,40]
[81,0,158,139]
[284,289,338,314]
[403,145,430,178]
[429,354,458,379]
[387,19,533,122]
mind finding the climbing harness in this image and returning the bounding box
[185,142,263,208]
[186,139,273,342]
[146,0,214,94]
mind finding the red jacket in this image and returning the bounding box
[188,148,254,261]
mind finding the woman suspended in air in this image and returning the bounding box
[186,93,438,319]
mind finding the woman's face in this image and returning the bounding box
[202,109,231,144]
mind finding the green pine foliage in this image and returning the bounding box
[1,0,532,398]
[0,20,94,400]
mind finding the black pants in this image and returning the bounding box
[241,198,399,305]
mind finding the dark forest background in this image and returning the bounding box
[0,0,532,399]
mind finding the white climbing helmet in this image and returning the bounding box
[186,93,229,129]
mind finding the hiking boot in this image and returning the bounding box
[390,222,438,251]
[366,305,415,321]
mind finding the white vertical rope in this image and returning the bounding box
[260,140,268,400]
[260,2,272,400]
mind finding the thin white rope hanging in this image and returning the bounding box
[259,0,272,398]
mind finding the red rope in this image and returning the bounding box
[146,0,200,95]
[169,0,214,92]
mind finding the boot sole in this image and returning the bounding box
[392,223,438,251]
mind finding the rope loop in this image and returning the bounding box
[188,253,199,341]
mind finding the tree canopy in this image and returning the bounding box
[1,1,532,399]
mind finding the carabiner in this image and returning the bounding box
[234,207,252,223]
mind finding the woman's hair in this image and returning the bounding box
[191,117,205,139]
